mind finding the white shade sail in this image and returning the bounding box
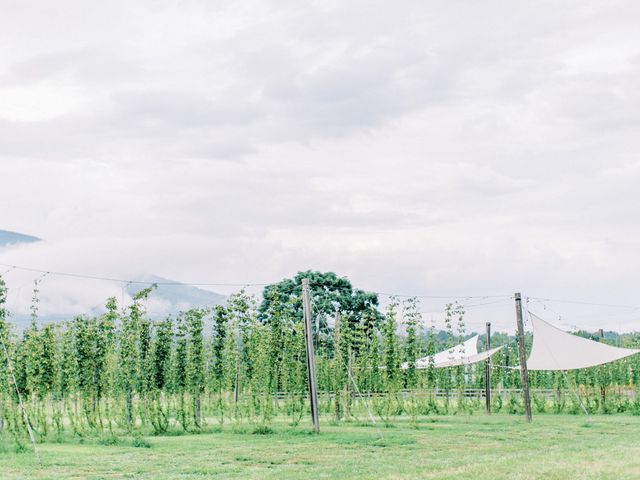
[401,335,502,369]
[526,312,640,371]
[416,335,478,369]
[433,345,504,369]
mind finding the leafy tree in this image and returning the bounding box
[259,271,379,347]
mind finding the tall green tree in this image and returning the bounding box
[259,271,379,347]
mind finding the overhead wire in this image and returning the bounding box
[2,263,640,330]
[1,266,16,276]
[375,292,512,300]
[0,263,270,287]
[527,296,640,310]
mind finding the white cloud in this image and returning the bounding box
[1,0,640,332]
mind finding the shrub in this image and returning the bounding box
[131,435,151,448]
[252,425,274,435]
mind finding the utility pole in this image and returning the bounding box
[515,293,532,422]
[485,322,491,415]
[302,278,320,433]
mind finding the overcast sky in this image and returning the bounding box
[1,0,640,331]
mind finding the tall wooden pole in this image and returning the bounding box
[345,344,352,418]
[515,292,532,422]
[485,322,491,415]
[302,278,320,433]
[334,311,341,421]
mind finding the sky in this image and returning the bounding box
[1,0,640,332]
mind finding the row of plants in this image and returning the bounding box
[1,271,640,449]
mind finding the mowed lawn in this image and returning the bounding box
[2,415,640,479]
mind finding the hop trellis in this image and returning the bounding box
[1,274,640,452]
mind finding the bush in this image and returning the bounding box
[492,395,503,413]
[533,394,547,413]
[552,394,565,414]
[131,435,151,448]
[507,394,522,414]
[252,425,274,435]
[98,434,121,446]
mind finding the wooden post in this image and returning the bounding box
[345,344,352,418]
[515,292,532,422]
[598,328,606,406]
[485,322,491,415]
[334,311,341,421]
[302,278,320,433]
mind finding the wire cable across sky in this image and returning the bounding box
[2,262,640,315]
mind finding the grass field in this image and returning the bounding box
[1,415,640,479]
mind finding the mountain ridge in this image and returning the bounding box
[1,230,227,329]
[0,229,41,247]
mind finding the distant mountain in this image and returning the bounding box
[0,229,226,327]
[0,229,40,247]
[126,274,226,314]
[8,276,227,331]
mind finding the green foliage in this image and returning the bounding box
[2,272,640,447]
[131,434,152,448]
[382,296,400,390]
[403,298,418,389]
[251,424,274,435]
[210,306,228,392]
[151,316,173,391]
[259,271,379,347]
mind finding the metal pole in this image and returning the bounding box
[302,278,320,433]
[515,293,532,422]
[485,322,491,415]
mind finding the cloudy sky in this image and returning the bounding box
[1,0,640,331]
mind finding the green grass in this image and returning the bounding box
[2,415,640,479]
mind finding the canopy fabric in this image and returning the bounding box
[401,335,501,369]
[526,312,640,371]
[433,345,504,368]
[412,335,478,369]
[401,335,504,370]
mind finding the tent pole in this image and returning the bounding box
[485,322,491,415]
[515,293,532,422]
